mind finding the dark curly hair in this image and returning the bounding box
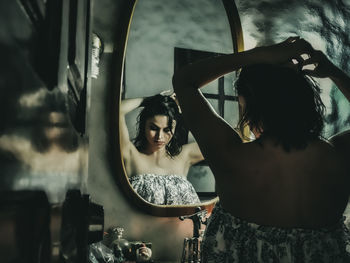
[133,94,187,157]
[236,64,325,151]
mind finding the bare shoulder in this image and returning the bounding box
[308,138,341,157]
[311,138,349,172]
[328,131,350,168]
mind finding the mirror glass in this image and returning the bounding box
[122,0,240,206]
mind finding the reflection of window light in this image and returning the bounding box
[202,76,238,121]
[91,33,103,79]
[19,89,47,107]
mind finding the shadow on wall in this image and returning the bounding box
[237,0,350,137]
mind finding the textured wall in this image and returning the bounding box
[125,0,233,97]
[88,0,350,261]
[237,0,350,137]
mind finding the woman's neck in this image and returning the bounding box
[143,145,167,157]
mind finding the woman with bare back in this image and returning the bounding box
[173,37,350,262]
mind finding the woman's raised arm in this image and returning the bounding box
[304,49,350,160]
[172,37,311,164]
[302,50,350,101]
[119,98,144,159]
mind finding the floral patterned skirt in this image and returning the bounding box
[201,203,350,263]
[129,174,200,205]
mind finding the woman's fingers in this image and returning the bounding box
[301,57,316,67]
[278,37,313,64]
[301,50,335,78]
[286,37,313,57]
[301,50,326,69]
[277,38,333,78]
[302,69,316,75]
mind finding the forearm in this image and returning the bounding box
[173,37,315,91]
[173,47,263,89]
[329,66,350,102]
[119,97,145,151]
[120,97,145,115]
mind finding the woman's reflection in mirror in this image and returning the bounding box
[120,93,204,205]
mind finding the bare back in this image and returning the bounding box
[214,138,349,228]
[172,42,350,229]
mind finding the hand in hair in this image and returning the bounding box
[160,89,182,113]
[258,36,314,67]
[299,41,350,102]
[302,49,338,78]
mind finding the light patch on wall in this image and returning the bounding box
[239,14,258,49]
[0,135,83,172]
[0,134,85,202]
[19,88,47,107]
[301,32,326,51]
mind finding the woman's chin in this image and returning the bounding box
[154,142,166,148]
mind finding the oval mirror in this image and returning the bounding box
[111,0,244,216]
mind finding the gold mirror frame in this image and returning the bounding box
[110,0,244,216]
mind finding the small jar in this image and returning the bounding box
[112,227,130,262]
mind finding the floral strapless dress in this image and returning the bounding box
[202,203,350,263]
[129,174,200,205]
